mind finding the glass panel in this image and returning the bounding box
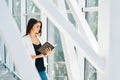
[12,0,21,15]
[0,37,4,62]
[85,12,98,39]
[5,0,8,5]
[48,20,68,80]
[26,0,40,13]
[0,37,2,61]
[65,1,70,10]
[13,16,21,32]
[4,45,7,63]
[85,0,98,7]
[26,15,41,22]
[84,59,97,80]
[54,62,68,80]
[67,13,76,27]
[26,0,41,24]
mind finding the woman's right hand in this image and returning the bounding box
[44,47,52,56]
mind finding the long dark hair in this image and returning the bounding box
[25,18,42,36]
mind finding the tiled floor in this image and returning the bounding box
[0,63,16,80]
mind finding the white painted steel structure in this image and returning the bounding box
[0,0,120,80]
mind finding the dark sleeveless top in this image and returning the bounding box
[33,43,46,71]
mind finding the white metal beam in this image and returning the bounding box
[82,7,99,12]
[106,0,120,80]
[56,0,81,80]
[98,0,110,80]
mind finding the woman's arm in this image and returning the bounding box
[31,47,52,60]
[31,54,44,60]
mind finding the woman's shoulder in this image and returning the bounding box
[22,35,30,40]
[22,35,31,45]
[23,35,29,38]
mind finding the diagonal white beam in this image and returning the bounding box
[66,0,99,54]
[0,0,40,80]
[56,0,81,80]
[32,0,104,73]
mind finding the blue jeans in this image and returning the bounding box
[38,71,48,80]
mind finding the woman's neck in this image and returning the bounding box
[29,32,36,38]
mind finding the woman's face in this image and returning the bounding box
[31,22,41,34]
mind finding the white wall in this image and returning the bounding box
[108,0,120,80]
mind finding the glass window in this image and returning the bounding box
[85,12,98,39]
[12,0,21,32]
[3,45,7,63]
[5,0,8,5]
[0,37,2,61]
[0,40,6,64]
[13,16,21,32]
[26,0,41,26]
[26,15,41,22]
[26,0,40,14]
[84,59,97,80]
[85,0,98,39]
[67,13,76,27]
[85,0,98,7]
[47,19,69,80]
[12,0,21,15]
[65,1,70,10]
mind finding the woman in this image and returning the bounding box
[22,18,51,80]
